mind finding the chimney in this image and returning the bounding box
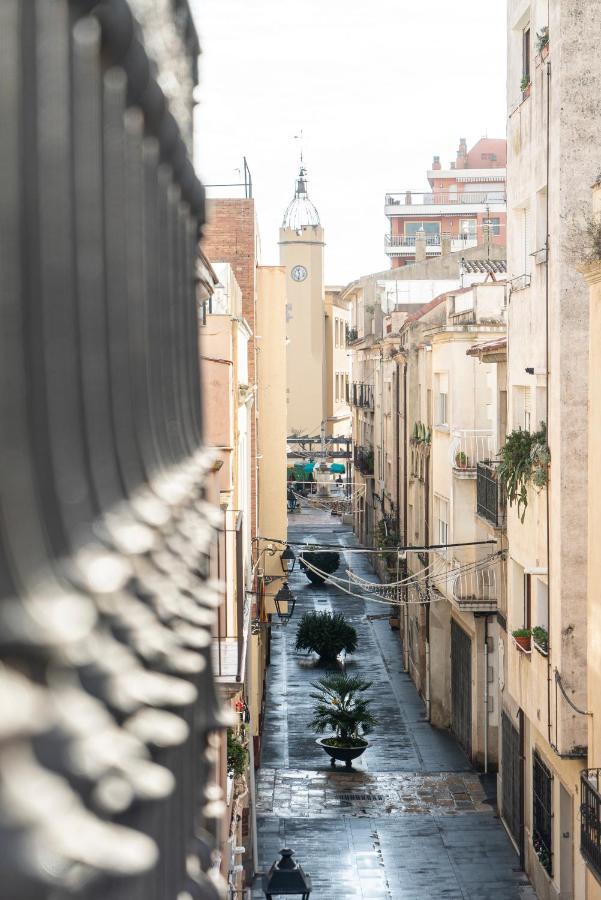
[456,137,467,169]
[432,155,441,171]
[441,233,452,256]
[415,229,427,263]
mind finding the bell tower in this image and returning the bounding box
[279,166,325,437]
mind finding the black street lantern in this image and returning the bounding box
[273,582,296,625]
[262,848,312,899]
[280,544,296,573]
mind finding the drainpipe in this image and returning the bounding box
[403,361,410,673]
[246,641,259,876]
[484,616,489,774]
[425,625,431,722]
[545,58,552,749]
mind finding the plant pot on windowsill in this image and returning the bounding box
[532,626,549,656]
[512,628,532,653]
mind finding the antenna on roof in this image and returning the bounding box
[293,129,304,167]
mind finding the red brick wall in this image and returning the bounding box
[202,199,258,537]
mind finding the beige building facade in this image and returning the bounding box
[500,2,601,897]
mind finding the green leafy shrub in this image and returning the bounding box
[512,628,532,639]
[498,423,549,522]
[227,729,247,778]
[299,549,340,585]
[532,626,549,651]
[295,611,357,663]
[310,673,377,743]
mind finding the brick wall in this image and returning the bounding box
[202,199,258,535]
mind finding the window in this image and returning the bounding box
[513,385,532,432]
[533,751,552,875]
[435,496,449,553]
[523,26,531,83]
[436,373,448,426]
[481,152,497,162]
[405,221,441,236]
[460,219,477,238]
[484,217,501,235]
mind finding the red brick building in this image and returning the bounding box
[385,137,507,268]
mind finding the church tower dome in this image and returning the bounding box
[282,166,320,230]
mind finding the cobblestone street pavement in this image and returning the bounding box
[253,510,535,899]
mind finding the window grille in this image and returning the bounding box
[533,751,553,875]
[581,770,601,881]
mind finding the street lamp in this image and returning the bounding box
[262,848,312,899]
[273,582,296,625]
[280,544,296,573]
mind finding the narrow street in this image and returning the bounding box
[254,507,535,900]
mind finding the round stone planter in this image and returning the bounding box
[316,737,368,769]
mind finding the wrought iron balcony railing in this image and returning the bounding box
[449,429,494,474]
[346,325,359,343]
[582,769,601,881]
[354,445,374,476]
[0,3,226,898]
[476,460,507,527]
[349,382,374,410]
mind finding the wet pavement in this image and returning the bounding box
[253,509,534,899]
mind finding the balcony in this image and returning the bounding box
[384,232,479,257]
[385,190,506,217]
[449,429,494,477]
[477,460,506,527]
[581,770,601,881]
[451,556,504,612]
[346,325,359,343]
[349,382,374,411]
[354,445,374,477]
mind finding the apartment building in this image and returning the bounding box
[385,137,507,268]
[501,2,601,897]
[395,282,508,771]
[200,260,254,890]
[343,247,506,549]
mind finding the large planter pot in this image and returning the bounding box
[316,737,368,769]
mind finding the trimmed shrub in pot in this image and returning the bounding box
[295,611,357,664]
[299,548,341,585]
[310,673,377,768]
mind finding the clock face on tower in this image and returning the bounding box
[291,264,308,282]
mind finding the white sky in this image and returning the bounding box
[191,0,507,285]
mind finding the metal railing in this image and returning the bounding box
[449,429,494,471]
[477,461,506,527]
[385,190,506,206]
[346,325,359,343]
[581,769,601,881]
[0,3,226,898]
[354,445,375,476]
[350,382,374,410]
[533,751,553,875]
[451,556,504,612]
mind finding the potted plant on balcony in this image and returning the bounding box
[227,729,247,778]
[295,611,357,665]
[532,626,549,655]
[512,627,532,652]
[455,450,469,469]
[299,548,341,585]
[311,673,377,768]
[536,25,549,60]
[521,74,531,99]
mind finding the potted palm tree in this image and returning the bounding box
[311,673,377,768]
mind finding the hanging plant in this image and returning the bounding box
[536,26,549,53]
[498,423,549,522]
